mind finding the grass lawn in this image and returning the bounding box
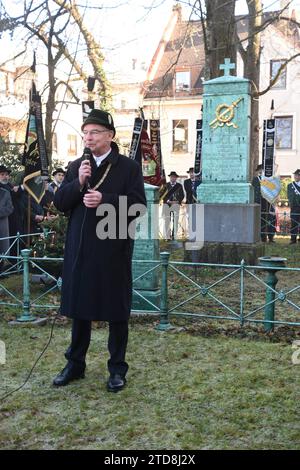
[0,237,300,450]
[0,316,299,450]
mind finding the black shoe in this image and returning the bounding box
[268,239,275,243]
[53,364,85,387]
[289,240,297,245]
[107,374,127,393]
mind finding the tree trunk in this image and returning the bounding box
[244,0,262,179]
[45,48,56,166]
[205,0,236,79]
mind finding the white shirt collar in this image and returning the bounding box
[93,149,111,167]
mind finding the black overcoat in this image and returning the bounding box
[183,178,201,204]
[54,147,146,322]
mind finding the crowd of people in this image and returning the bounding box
[1,157,300,265]
[0,165,66,269]
[160,164,300,243]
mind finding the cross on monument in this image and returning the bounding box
[219,58,235,76]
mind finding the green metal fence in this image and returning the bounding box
[1,240,300,331]
[0,232,61,320]
[132,253,300,331]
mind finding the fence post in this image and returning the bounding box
[17,249,36,322]
[16,232,21,272]
[156,251,172,331]
[240,259,245,327]
[258,256,286,332]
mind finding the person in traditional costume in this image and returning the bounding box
[162,171,184,240]
[287,169,300,244]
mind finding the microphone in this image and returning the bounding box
[82,147,92,189]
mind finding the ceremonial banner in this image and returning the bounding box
[148,119,165,187]
[194,119,203,176]
[22,82,49,204]
[139,122,159,186]
[149,120,162,171]
[129,117,144,163]
[260,175,281,204]
[262,119,275,177]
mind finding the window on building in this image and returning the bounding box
[52,133,58,153]
[270,60,287,89]
[67,134,77,156]
[275,116,293,149]
[175,71,190,91]
[172,120,188,152]
[121,99,126,109]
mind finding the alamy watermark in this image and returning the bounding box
[95,197,204,250]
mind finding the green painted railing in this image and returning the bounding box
[132,253,300,331]
[1,243,300,330]
[261,209,300,238]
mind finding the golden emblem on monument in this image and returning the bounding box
[209,97,243,129]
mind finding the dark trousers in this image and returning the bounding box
[261,213,276,241]
[260,202,276,242]
[65,318,129,377]
[290,206,300,242]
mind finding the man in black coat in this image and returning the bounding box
[162,171,184,240]
[53,109,146,392]
[287,169,300,244]
[49,168,66,194]
[183,167,201,239]
[183,167,201,205]
[0,165,25,255]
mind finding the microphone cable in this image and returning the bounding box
[0,158,91,404]
[0,312,59,403]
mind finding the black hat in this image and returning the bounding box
[0,165,11,174]
[187,167,194,173]
[294,169,300,176]
[256,164,263,171]
[52,168,66,176]
[168,171,179,177]
[81,109,116,137]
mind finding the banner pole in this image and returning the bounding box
[27,194,31,246]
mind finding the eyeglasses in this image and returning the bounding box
[82,130,109,136]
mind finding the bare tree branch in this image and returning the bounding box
[54,80,80,103]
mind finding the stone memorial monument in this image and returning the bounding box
[196,59,262,263]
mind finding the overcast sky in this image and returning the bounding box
[1,0,299,77]
[98,0,300,76]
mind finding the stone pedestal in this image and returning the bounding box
[203,203,260,244]
[184,203,262,264]
[184,241,265,265]
[132,183,160,311]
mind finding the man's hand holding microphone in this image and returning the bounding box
[79,148,102,208]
